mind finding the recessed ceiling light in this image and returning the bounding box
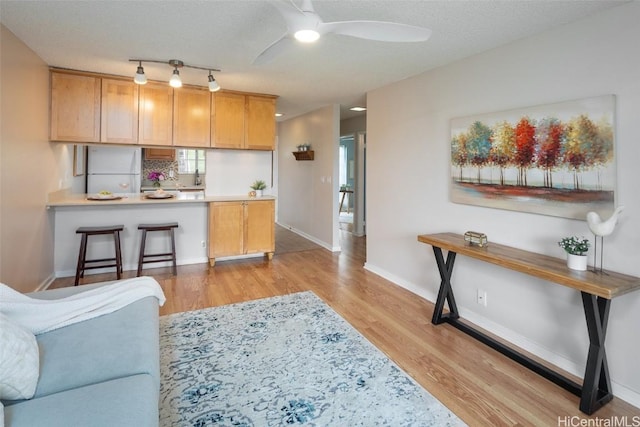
[350,106,366,112]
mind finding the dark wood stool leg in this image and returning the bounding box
[137,229,147,277]
[75,233,88,286]
[170,228,177,275]
[114,230,122,279]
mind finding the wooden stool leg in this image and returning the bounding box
[114,230,122,279]
[170,228,177,275]
[75,233,88,286]
[137,229,147,277]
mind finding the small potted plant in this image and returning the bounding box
[558,236,590,271]
[250,179,267,197]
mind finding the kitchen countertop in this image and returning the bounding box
[140,185,205,191]
[47,191,275,207]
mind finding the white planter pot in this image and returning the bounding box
[255,189,263,197]
[567,253,588,271]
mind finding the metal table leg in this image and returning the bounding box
[580,292,613,415]
[431,247,459,324]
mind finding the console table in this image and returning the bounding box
[417,232,640,415]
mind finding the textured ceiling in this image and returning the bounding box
[0,0,627,121]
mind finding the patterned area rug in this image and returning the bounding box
[159,292,465,426]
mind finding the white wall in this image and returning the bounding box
[366,3,640,406]
[277,105,340,251]
[341,114,366,136]
[0,25,71,292]
[205,149,274,197]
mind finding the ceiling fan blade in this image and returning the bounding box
[253,33,296,65]
[321,20,431,42]
[266,0,307,28]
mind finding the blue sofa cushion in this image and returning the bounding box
[28,295,160,399]
[4,374,158,427]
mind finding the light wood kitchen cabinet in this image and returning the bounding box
[173,86,211,147]
[144,148,175,161]
[50,69,277,150]
[50,71,101,142]
[211,92,245,149]
[208,199,275,266]
[138,83,173,146]
[101,78,139,144]
[245,95,276,150]
[211,92,277,150]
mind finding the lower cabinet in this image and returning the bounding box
[208,199,275,266]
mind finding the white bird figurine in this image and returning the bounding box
[586,206,624,273]
[586,206,624,237]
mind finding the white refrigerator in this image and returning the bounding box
[87,146,141,194]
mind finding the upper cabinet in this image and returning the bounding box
[50,68,277,150]
[211,92,276,150]
[138,83,174,146]
[245,95,276,150]
[101,78,139,144]
[173,86,211,148]
[211,92,245,149]
[50,71,101,142]
[144,148,175,161]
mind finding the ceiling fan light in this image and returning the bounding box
[134,64,147,85]
[208,74,220,92]
[169,68,182,88]
[294,29,320,43]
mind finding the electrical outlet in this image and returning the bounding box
[477,289,487,307]
[201,240,206,248]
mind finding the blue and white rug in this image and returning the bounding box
[159,291,465,426]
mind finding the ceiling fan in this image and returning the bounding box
[253,0,432,65]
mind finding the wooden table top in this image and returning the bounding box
[418,232,640,299]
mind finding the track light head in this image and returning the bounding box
[169,68,182,88]
[134,62,147,85]
[208,73,220,92]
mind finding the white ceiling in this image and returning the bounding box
[0,0,627,121]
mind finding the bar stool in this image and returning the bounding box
[137,222,179,276]
[75,225,124,286]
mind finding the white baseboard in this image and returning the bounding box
[363,261,640,409]
[276,222,340,252]
[36,273,57,292]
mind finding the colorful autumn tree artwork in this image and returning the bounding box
[465,121,492,183]
[535,117,564,188]
[514,117,536,186]
[490,121,516,185]
[451,133,468,181]
[449,95,615,219]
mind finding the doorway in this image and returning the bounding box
[339,133,366,236]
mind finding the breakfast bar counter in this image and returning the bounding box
[47,191,276,278]
[47,191,275,207]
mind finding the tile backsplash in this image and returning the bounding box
[142,159,204,187]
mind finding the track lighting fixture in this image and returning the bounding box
[134,61,147,85]
[208,73,220,92]
[129,59,221,92]
[169,68,182,88]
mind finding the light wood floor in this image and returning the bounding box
[50,229,639,425]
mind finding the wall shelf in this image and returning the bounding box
[292,150,314,161]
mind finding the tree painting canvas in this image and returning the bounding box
[450,95,615,220]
